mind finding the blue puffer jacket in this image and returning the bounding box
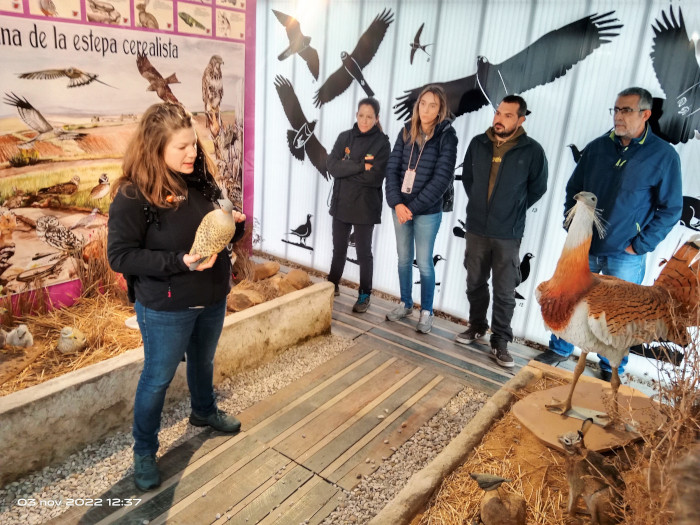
[565,126,683,256]
[385,119,458,216]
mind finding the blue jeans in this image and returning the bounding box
[549,252,646,373]
[392,210,441,313]
[133,299,227,456]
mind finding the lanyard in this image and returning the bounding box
[407,139,427,171]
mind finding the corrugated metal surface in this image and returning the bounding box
[255,0,700,346]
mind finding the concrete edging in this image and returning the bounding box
[369,365,543,525]
[0,281,334,486]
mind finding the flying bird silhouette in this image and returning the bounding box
[136,53,179,103]
[410,23,432,64]
[18,67,115,88]
[288,214,312,246]
[314,8,394,107]
[4,92,87,147]
[394,12,621,120]
[650,6,700,144]
[274,75,328,180]
[272,9,319,81]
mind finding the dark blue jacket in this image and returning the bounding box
[462,130,548,239]
[385,119,458,216]
[327,123,391,224]
[565,126,683,256]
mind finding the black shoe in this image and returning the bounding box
[599,369,612,382]
[455,325,489,345]
[352,292,371,313]
[490,344,514,368]
[533,349,568,366]
[189,409,241,433]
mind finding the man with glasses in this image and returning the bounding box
[535,87,683,380]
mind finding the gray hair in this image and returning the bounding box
[617,87,653,110]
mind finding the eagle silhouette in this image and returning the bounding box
[136,53,179,103]
[650,6,700,144]
[274,75,328,180]
[272,9,319,81]
[314,8,394,107]
[394,12,621,121]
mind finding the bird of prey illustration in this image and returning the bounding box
[314,8,394,107]
[3,92,87,147]
[89,173,110,200]
[179,12,205,30]
[287,214,312,246]
[18,67,115,88]
[36,215,84,252]
[394,12,621,120]
[136,1,158,29]
[202,55,224,136]
[39,0,57,17]
[136,53,179,103]
[274,75,329,180]
[650,6,700,144]
[87,0,120,24]
[272,9,319,81]
[38,175,80,195]
[410,23,432,64]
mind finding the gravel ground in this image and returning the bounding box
[0,333,489,525]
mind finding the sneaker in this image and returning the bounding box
[352,292,371,313]
[455,325,489,345]
[533,349,568,366]
[189,408,241,433]
[490,344,514,368]
[133,453,161,491]
[386,302,413,321]
[416,310,434,334]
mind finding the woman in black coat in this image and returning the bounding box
[327,98,391,313]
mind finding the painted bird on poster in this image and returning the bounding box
[7,324,33,348]
[86,0,120,24]
[3,92,87,147]
[274,75,329,180]
[188,199,236,271]
[39,0,57,17]
[89,173,110,200]
[57,326,87,354]
[36,215,84,252]
[136,53,179,103]
[272,9,320,81]
[136,1,159,29]
[179,12,206,30]
[38,175,80,196]
[314,8,394,106]
[70,208,102,230]
[394,12,621,120]
[202,55,224,136]
[536,192,700,426]
[410,23,432,64]
[18,67,115,89]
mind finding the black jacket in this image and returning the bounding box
[462,130,548,239]
[327,124,391,224]
[107,178,246,311]
[385,119,458,216]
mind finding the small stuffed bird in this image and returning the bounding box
[0,328,7,348]
[7,324,33,347]
[188,199,236,270]
[57,326,87,354]
[470,472,512,491]
[471,472,526,525]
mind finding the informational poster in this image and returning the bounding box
[0,0,255,295]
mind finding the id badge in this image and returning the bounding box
[402,169,416,193]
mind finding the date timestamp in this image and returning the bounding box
[17,498,142,507]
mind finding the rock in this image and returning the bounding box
[480,490,526,525]
[283,269,311,290]
[253,261,280,281]
[269,274,297,296]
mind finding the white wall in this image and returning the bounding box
[254,0,700,346]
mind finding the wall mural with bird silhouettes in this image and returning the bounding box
[255,0,699,347]
[0,0,255,298]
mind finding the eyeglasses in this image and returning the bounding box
[609,107,647,116]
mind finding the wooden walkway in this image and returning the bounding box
[50,287,554,525]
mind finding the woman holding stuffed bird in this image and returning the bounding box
[107,102,246,492]
[326,97,390,313]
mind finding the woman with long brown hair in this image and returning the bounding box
[108,102,246,491]
[384,85,458,333]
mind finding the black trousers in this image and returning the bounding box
[464,232,521,348]
[328,218,374,293]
